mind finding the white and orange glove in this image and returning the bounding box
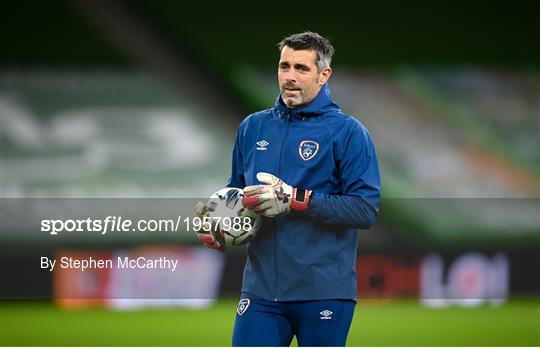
[193,201,225,252]
[242,172,311,217]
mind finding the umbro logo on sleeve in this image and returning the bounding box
[256,140,269,150]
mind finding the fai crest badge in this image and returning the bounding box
[298,140,319,161]
[237,298,250,316]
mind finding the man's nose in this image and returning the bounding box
[283,70,297,83]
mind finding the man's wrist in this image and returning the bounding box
[290,188,312,213]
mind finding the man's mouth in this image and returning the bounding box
[284,87,300,92]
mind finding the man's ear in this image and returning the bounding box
[318,67,332,86]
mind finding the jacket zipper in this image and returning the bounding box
[273,109,292,301]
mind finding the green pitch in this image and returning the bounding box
[1,299,538,346]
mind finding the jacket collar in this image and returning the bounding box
[275,84,341,119]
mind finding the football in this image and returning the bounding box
[206,187,262,247]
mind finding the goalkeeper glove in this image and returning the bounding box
[242,172,311,217]
[193,201,225,252]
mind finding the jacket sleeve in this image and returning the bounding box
[306,120,381,229]
[226,121,246,189]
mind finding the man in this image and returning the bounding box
[195,32,381,346]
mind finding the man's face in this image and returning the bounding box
[278,46,332,108]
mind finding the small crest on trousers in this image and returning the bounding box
[237,298,250,316]
[299,140,319,161]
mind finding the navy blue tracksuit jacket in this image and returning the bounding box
[227,84,381,301]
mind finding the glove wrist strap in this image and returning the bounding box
[290,188,312,213]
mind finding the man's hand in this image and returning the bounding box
[193,201,225,252]
[242,172,311,217]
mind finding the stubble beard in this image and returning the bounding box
[280,76,319,108]
[281,87,305,108]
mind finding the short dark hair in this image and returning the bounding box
[277,31,334,71]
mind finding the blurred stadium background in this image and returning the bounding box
[1,0,539,346]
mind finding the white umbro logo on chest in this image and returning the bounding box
[256,140,269,150]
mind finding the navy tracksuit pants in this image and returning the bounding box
[232,295,355,346]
